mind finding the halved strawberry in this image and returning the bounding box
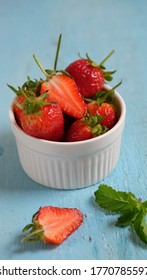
[40,74,87,118]
[33,34,87,119]
[22,206,83,244]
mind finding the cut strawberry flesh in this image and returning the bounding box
[37,206,83,244]
[40,74,87,118]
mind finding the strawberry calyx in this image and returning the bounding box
[85,80,122,105]
[33,53,71,81]
[83,112,108,137]
[7,76,43,97]
[79,50,116,82]
[17,89,53,115]
[8,78,49,115]
[22,209,44,242]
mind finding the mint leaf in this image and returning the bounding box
[94,184,140,213]
[94,184,147,245]
[132,208,147,244]
[142,201,147,209]
[116,210,139,226]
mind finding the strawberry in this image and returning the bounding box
[20,94,64,141]
[86,83,121,129]
[14,95,26,127]
[65,51,116,98]
[22,206,83,244]
[65,114,108,142]
[40,74,87,118]
[8,80,64,141]
[87,102,117,129]
[33,34,87,119]
[8,77,43,126]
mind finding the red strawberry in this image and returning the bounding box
[22,206,83,244]
[87,101,117,129]
[14,95,26,127]
[20,99,64,141]
[8,77,43,126]
[65,51,116,98]
[65,114,108,142]
[40,74,87,118]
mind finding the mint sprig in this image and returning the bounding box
[94,184,147,244]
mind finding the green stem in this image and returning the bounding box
[33,54,49,78]
[100,49,115,66]
[111,80,122,91]
[54,33,62,71]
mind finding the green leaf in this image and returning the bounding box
[116,210,139,226]
[94,184,147,245]
[132,208,147,244]
[91,124,108,136]
[45,69,55,76]
[104,75,113,81]
[94,184,140,213]
[22,228,44,243]
[93,89,114,105]
[91,81,122,105]
[7,84,20,95]
[57,69,72,77]
[142,201,147,209]
[22,223,34,233]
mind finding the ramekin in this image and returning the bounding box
[9,85,126,189]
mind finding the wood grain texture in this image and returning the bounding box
[0,0,147,260]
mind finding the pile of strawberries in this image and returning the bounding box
[8,34,121,142]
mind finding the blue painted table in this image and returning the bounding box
[0,0,147,260]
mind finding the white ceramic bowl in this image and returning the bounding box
[9,85,126,189]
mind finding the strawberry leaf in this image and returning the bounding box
[7,84,20,95]
[22,223,34,232]
[91,81,122,105]
[8,77,43,97]
[83,113,108,137]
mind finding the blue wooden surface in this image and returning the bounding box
[0,0,147,260]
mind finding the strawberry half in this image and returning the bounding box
[40,74,87,118]
[33,34,87,119]
[22,206,83,244]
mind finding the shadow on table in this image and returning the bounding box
[0,132,50,192]
[13,233,58,255]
